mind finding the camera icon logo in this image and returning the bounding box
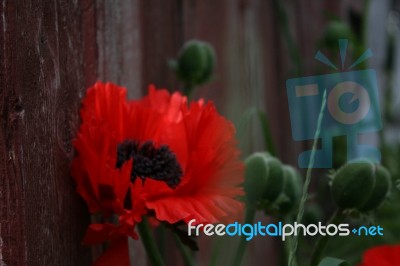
[286,40,382,168]
[327,81,371,125]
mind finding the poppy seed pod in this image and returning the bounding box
[244,153,284,204]
[331,159,391,211]
[171,40,216,88]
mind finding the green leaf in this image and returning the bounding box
[318,257,349,266]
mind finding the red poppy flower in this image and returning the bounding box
[359,244,400,266]
[72,82,244,244]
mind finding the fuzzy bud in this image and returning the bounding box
[275,165,302,213]
[170,39,216,88]
[244,152,284,204]
[358,165,391,212]
[331,159,391,212]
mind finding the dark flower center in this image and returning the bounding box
[116,140,183,189]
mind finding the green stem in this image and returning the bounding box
[288,90,327,266]
[184,86,195,99]
[232,204,257,266]
[209,237,223,266]
[310,209,345,266]
[281,215,294,266]
[156,224,166,260]
[137,217,166,266]
[258,110,278,157]
[172,233,197,266]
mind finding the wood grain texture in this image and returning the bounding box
[0,0,91,265]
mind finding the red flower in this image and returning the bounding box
[359,244,400,266]
[72,82,244,244]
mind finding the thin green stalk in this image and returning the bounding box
[232,204,257,266]
[310,209,345,266]
[137,217,166,266]
[156,224,166,260]
[209,236,223,266]
[281,215,294,266]
[288,90,327,266]
[184,86,195,100]
[258,110,278,157]
[361,0,371,47]
[172,233,197,266]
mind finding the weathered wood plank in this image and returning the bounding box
[139,0,184,93]
[0,1,91,265]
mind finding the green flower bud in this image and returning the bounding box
[244,153,269,203]
[331,160,375,209]
[358,165,391,212]
[322,21,354,49]
[275,165,302,213]
[331,160,391,211]
[263,157,285,202]
[244,153,284,204]
[171,39,216,88]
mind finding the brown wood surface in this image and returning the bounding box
[0,0,355,265]
[0,1,91,265]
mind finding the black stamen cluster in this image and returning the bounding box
[116,140,183,189]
